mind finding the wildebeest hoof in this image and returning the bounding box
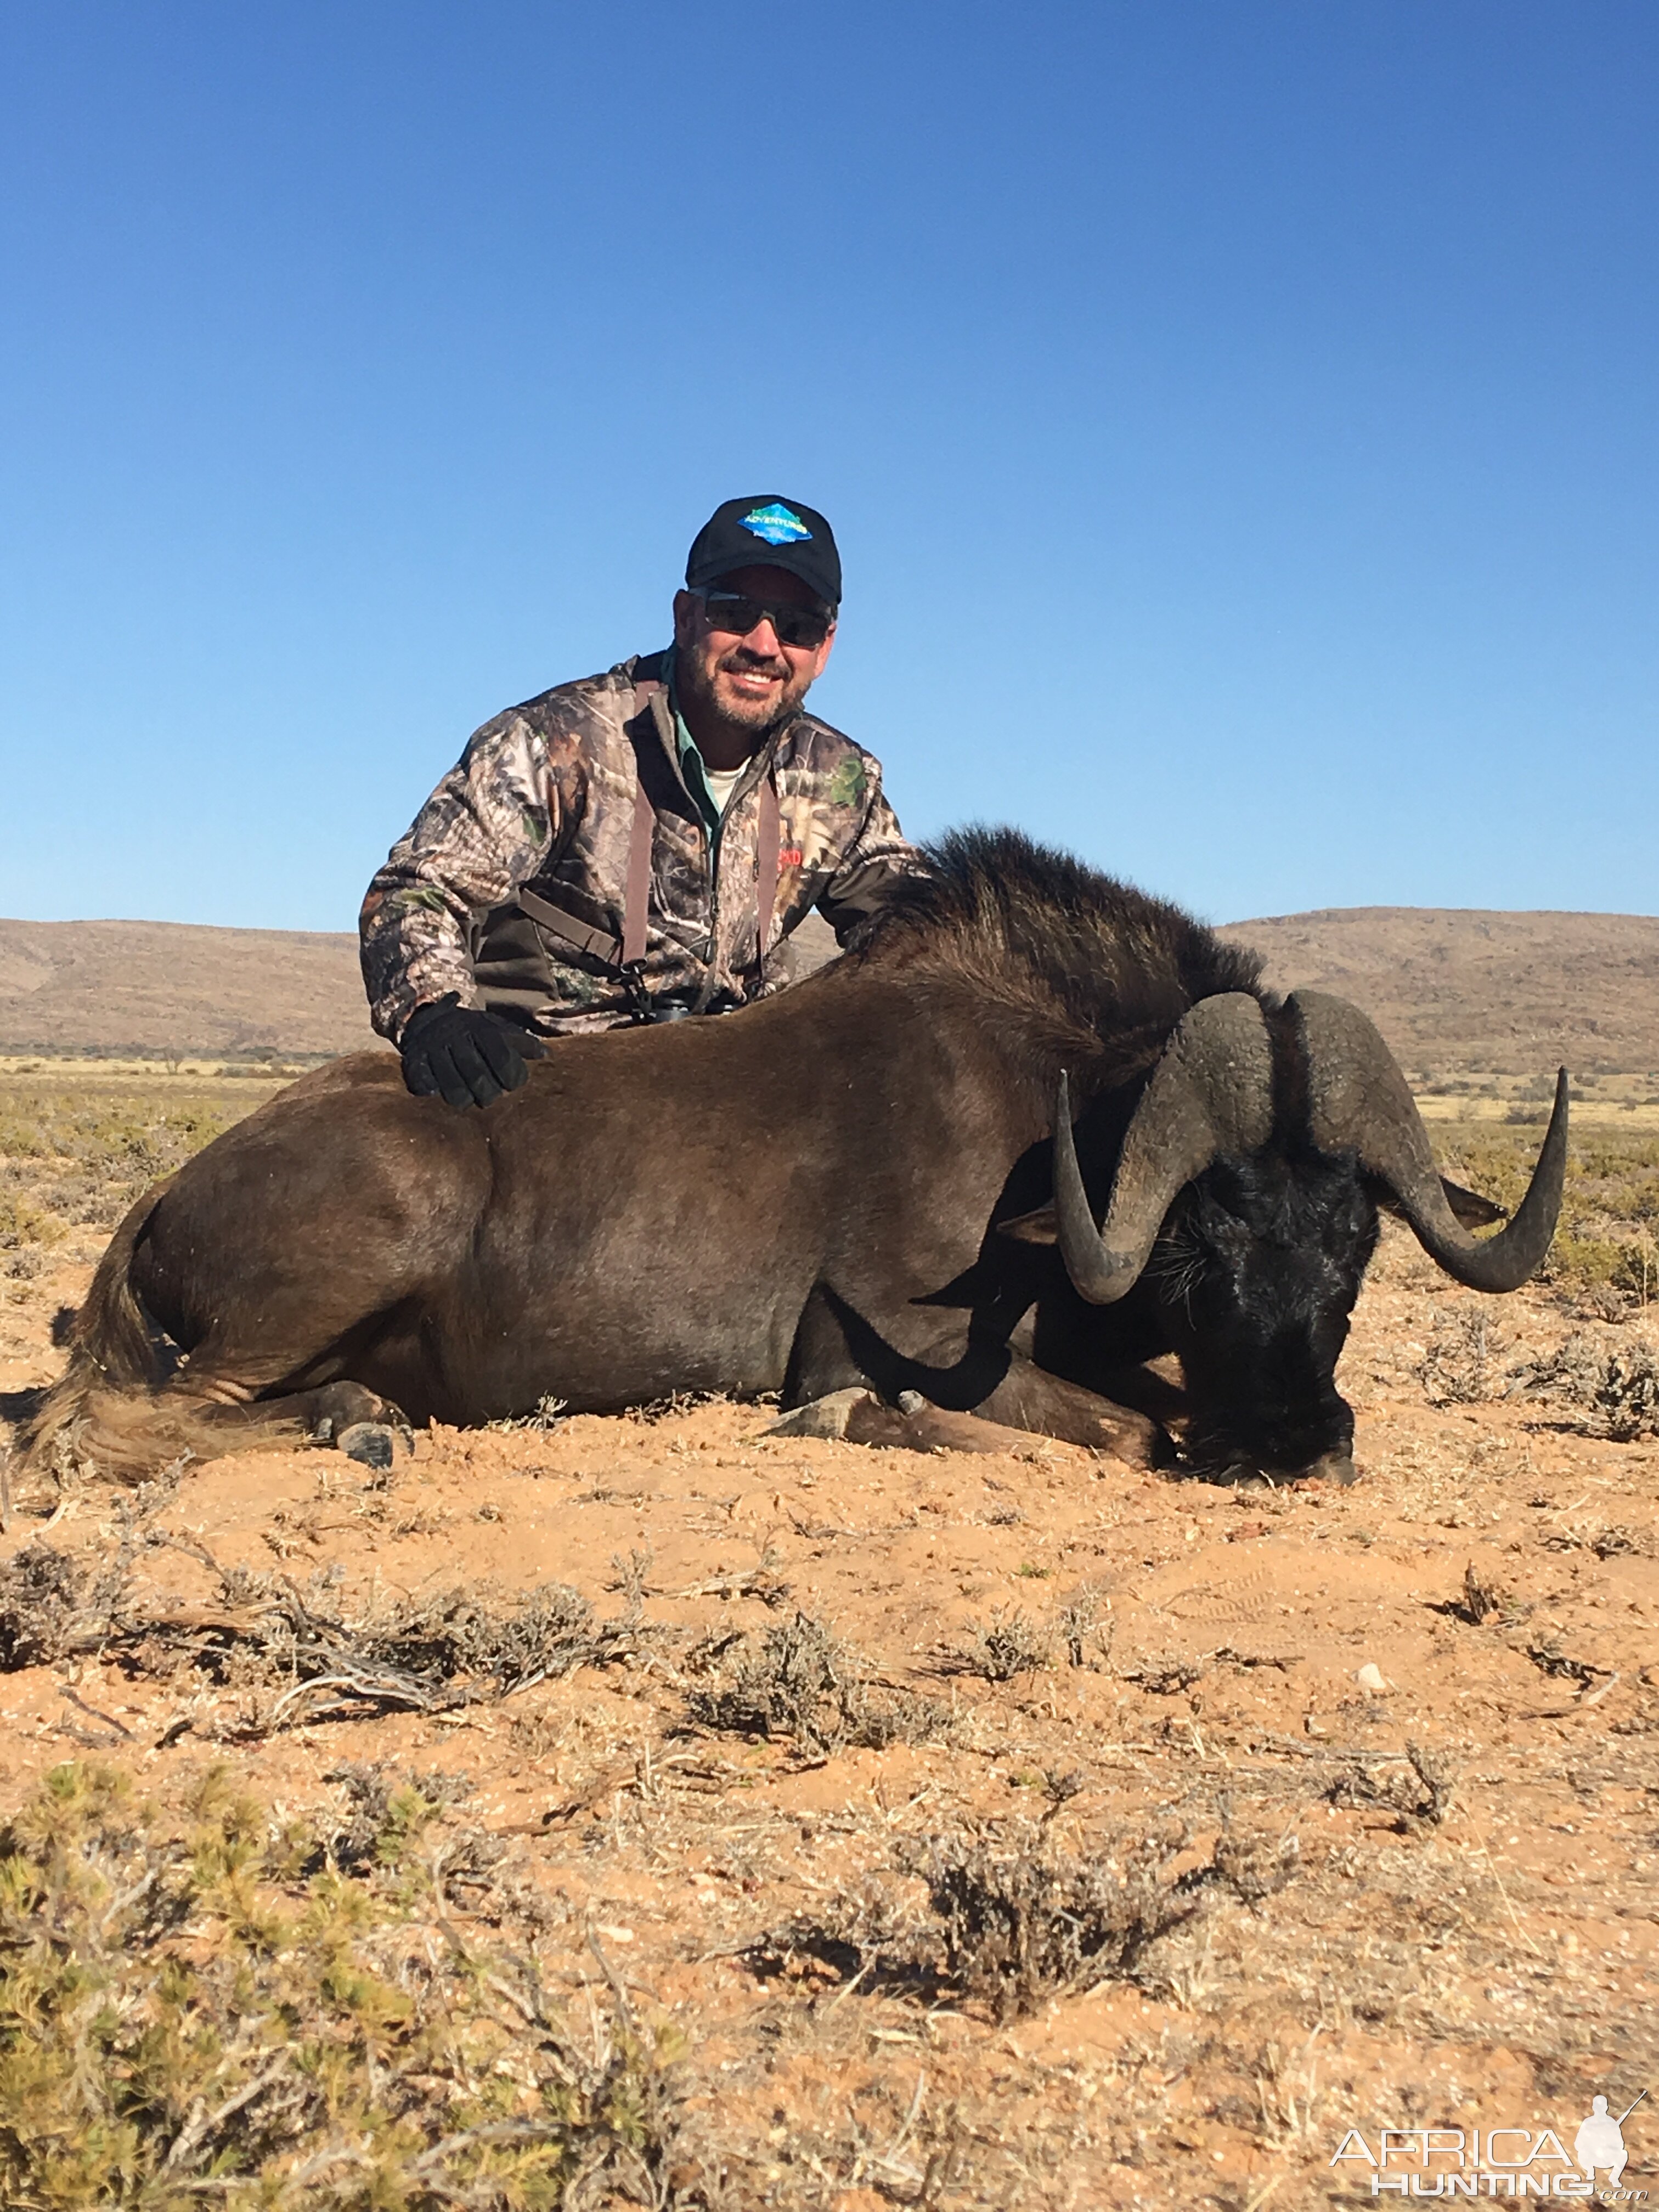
[1296,1452,1359,1487]
[762,1388,873,1441]
[336,1421,403,1472]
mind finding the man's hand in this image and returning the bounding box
[398,995,544,1110]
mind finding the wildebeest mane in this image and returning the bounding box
[853,826,1269,1090]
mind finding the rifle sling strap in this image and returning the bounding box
[755,775,780,978]
[622,770,654,968]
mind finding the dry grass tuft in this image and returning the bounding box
[485,1393,568,1436]
[1453,1560,1508,1627]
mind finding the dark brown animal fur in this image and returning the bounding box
[21,830,1271,1482]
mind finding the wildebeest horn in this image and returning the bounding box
[1289,989,1568,1293]
[1053,993,1275,1305]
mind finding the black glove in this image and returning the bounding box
[399,994,543,1110]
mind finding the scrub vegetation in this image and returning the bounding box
[1440,1122,1659,1304]
[0,1079,263,1288]
[0,1760,689,2211]
[1,1068,1657,2207]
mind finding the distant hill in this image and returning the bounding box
[0,918,374,1057]
[3,906,1657,1078]
[1218,908,1659,1079]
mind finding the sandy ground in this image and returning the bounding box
[1,1214,1656,2208]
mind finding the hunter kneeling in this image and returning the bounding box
[360,495,920,1109]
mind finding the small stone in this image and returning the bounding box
[1355,1661,1389,1694]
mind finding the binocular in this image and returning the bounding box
[635,987,746,1024]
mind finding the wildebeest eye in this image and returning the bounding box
[1189,1194,1253,1261]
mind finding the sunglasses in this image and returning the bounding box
[696,590,834,651]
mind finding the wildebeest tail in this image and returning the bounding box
[14,1180,171,1479]
[13,1180,300,1483]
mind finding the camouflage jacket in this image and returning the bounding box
[359,650,918,1040]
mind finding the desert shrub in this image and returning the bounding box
[753,1822,1297,2023]
[946,1606,1052,1681]
[1324,1742,1457,1826]
[1452,1561,1508,1627]
[1057,1590,1111,1668]
[351,1577,599,1697]
[0,1531,643,1730]
[687,1611,944,1753]
[0,1191,64,1251]
[1506,1334,1659,1440]
[1557,1235,1655,1298]
[0,1116,48,1159]
[0,1545,84,1669]
[915,1833,1198,2017]
[1415,1311,1505,1405]
[0,1761,690,2210]
[1118,1654,1208,1694]
[309,1763,483,1881]
[245,1571,662,1723]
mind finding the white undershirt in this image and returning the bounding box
[703,763,744,817]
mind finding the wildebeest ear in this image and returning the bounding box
[997,1204,1059,1245]
[1439,1176,1508,1228]
[1370,1176,1508,1228]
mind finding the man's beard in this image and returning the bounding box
[678,645,814,743]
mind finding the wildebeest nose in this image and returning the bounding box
[1196,1448,1359,1489]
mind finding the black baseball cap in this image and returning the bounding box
[685,495,842,610]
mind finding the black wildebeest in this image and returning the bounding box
[19,830,1567,1487]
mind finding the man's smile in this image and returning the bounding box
[718,656,789,696]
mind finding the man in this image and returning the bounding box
[1574,2097,1630,2190]
[360,495,919,1109]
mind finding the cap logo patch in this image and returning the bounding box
[740,501,812,546]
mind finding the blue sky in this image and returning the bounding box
[2,2,1654,930]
